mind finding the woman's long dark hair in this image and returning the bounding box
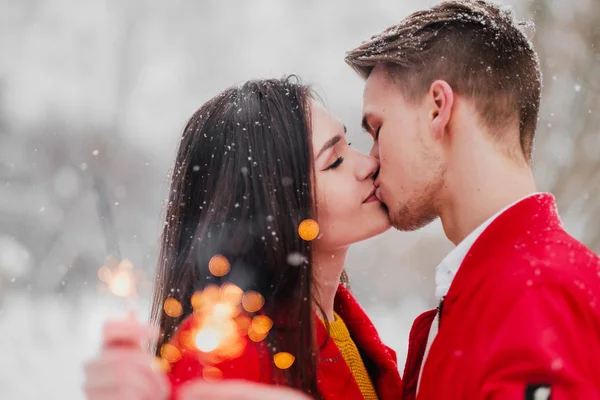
[150,76,321,396]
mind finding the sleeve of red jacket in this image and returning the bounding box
[479,284,600,400]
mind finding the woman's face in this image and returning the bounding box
[310,101,391,250]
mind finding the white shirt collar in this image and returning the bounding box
[435,193,542,300]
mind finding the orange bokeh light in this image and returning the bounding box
[191,291,204,311]
[160,343,182,363]
[242,291,265,313]
[274,352,295,369]
[208,255,230,277]
[251,315,273,335]
[203,285,222,304]
[179,330,197,351]
[219,337,246,359]
[213,302,238,319]
[221,283,244,305]
[235,314,252,333]
[164,297,183,318]
[203,366,223,381]
[100,258,137,298]
[108,267,135,298]
[298,219,319,241]
[195,326,221,352]
[248,327,268,343]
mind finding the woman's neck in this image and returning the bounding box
[312,247,349,321]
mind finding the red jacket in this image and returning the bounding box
[403,194,600,400]
[168,285,402,399]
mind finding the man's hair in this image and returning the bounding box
[345,0,542,162]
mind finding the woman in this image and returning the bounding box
[84,76,402,400]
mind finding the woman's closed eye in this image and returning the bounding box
[325,156,344,171]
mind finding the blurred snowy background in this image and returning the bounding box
[0,0,598,398]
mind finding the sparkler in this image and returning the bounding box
[91,173,163,370]
[93,174,139,314]
[158,260,299,379]
[181,281,253,362]
[157,253,301,378]
[98,256,138,311]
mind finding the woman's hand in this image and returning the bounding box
[83,314,170,400]
[179,380,311,400]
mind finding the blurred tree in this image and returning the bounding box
[530,0,600,252]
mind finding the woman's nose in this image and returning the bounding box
[356,153,379,181]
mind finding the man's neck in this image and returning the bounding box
[312,248,349,321]
[439,147,537,245]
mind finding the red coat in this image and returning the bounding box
[403,194,600,399]
[168,285,402,400]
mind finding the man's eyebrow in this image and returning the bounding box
[361,116,371,133]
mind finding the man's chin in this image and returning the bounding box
[390,205,438,232]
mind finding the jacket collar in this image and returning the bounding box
[444,193,562,306]
[314,285,403,400]
[435,193,545,300]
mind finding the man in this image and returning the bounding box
[343,0,600,399]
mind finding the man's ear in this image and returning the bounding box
[429,80,454,139]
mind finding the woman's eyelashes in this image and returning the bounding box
[322,139,352,171]
[325,156,344,171]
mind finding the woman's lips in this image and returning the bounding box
[363,193,379,203]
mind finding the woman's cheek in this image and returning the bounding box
[323,182,354,219]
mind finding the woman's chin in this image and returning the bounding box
[351,218,392,244]
[375,219,393,235]
[316,207,392,248]
[317,221,391,249]
[372,203,393,229]
[363,206,393,233]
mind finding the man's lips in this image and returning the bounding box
[375,187,383,202]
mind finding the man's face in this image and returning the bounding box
[362,65,446,231]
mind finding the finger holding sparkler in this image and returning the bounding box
[84,315,171,400]
[87,266,171,399]
[101,313,153,350]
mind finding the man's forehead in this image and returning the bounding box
[363,66,395,103]
[362,79,379,110]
